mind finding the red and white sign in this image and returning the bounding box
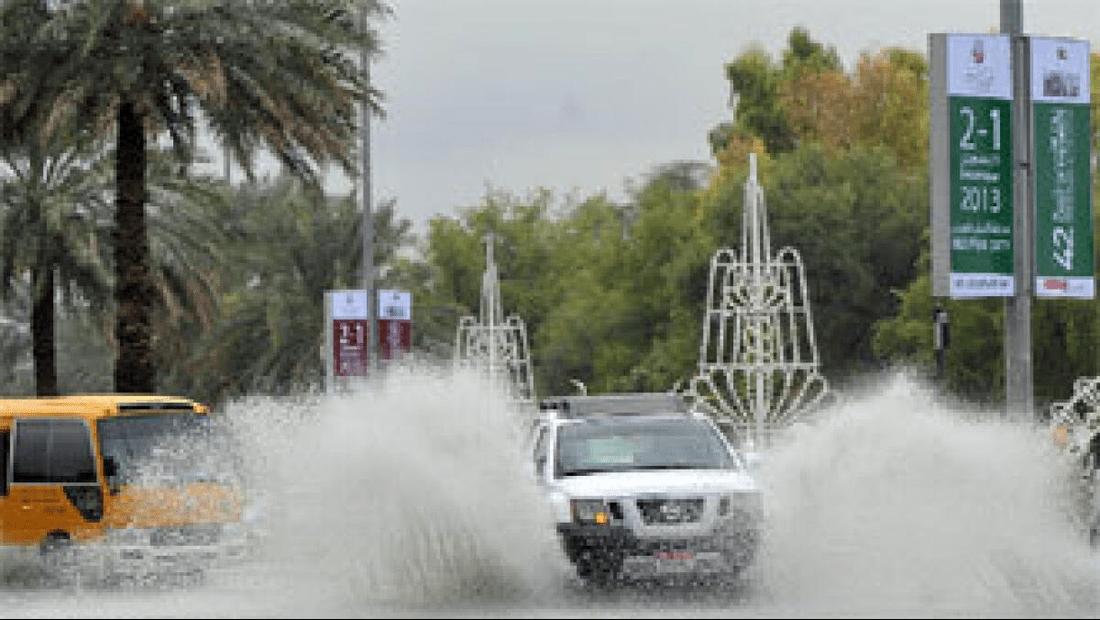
[333,318,369,376]
[378,319,412,360]
[378,289,412,360]
[330,290,369,376]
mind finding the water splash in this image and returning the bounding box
[217,362,566,611]
[749,371,1100,617]
[3,367,1098,618]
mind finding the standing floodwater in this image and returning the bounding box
[0,368,1097,618]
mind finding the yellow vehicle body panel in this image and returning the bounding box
[0,393,241,551]
[1,485,101,545]
[105,482,244,530]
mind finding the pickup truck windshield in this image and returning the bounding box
[555,418,736,478]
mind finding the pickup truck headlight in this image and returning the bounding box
[570,498,611,525]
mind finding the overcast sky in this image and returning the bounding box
[310,0,1100,234]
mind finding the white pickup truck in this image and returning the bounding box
[529,393,762,586]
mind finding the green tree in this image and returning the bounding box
[872,251,1006,405]
[166,174,412,404]
[142,152,240,391]
[779,47,928,171]
[421,187,576,395]
[704,143,925,384]
[710,46,793,155]
[0,0,387,393]
[710,27,841,156]
[530,193,628,395]
[531,164,715,396]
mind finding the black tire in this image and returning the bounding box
[39,533,72,559]
[719,527,760,570]
[39,533,80,585]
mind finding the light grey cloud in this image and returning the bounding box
[225,0,1100,234]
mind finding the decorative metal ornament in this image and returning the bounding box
[683,154,829,449]
[454,233,537,411]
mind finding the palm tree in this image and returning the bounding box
[0,134,233,397]
[0,0,386,393]
[0,21,115,396]
[0,140,114,396]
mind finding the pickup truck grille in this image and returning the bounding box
[636,498,704,524]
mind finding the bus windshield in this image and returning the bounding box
[98,413,236,485]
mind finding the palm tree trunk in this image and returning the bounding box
[114,99,155,393]
[30,262,57,397]
[26,151,59,397]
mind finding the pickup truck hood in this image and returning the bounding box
[548,468,758,498]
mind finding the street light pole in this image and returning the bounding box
[1001,0,1034,421]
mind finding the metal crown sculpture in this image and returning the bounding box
[684,154,829,448]
[454,233,537,410]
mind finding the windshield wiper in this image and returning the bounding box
[629,464,706,470]
[559,467,617,477]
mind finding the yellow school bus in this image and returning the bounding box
[0,393,246,570]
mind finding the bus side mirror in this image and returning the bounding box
[102,456,119,479]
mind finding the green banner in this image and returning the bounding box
[948,95,1014,296]
[1031,36,1094,299]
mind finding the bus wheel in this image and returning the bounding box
[39,533,78,583]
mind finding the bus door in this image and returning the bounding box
[4,418,102,546]
[0,420,8,543]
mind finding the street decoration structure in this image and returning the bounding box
[682,154,829,449]
[1048,376,1100,546]
[454,234,537,412]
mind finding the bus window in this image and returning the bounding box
[13,420,48,482]
[12,419,96,484]
[50,420,96,482]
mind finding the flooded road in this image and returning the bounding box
[1,366,1098,618]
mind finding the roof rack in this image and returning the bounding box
[538,392,688,419]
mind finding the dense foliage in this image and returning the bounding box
[0,0,385,393]
[1,20,1099,415]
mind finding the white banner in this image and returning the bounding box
[947,34,1012,99]
[378,289,412,321]
[330,289,369,319]
[1031,37,1090,104]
